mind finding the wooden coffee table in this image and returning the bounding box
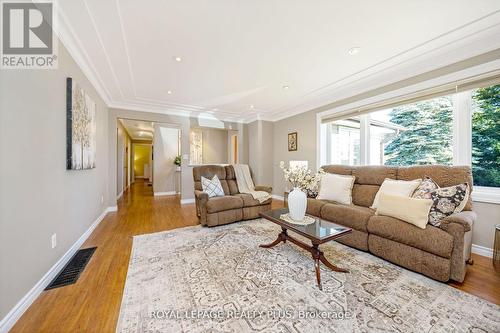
[259,208,352,290]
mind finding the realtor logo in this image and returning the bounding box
[1,1,58,69]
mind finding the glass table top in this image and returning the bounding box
[260,208,351,242]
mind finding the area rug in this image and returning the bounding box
[116,219,500,332]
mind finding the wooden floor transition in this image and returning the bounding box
[11,179,500,332]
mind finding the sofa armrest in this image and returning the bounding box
[194,190,209,225]
[439,211,476,233]
[439,210,476,282]
[195,190,208,201]
[255,185,272,194]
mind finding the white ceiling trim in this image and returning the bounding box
[266,13,500,122]
[55,4,500,124]
[55,4,113,105]
[83,0,125,99]
[116,0,137,97]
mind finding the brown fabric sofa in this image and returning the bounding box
[307,165,475,283]
[193,165,272,227]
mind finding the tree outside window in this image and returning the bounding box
[472,84,500,187]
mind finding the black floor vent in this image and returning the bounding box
[45,247,96,290]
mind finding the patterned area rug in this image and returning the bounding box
[116,219,500,332]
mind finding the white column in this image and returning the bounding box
[452,91,472,166]
[360,114,370,165]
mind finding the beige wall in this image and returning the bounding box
[200,128,228,164]
[117,121,131,196]
[272,110,318,196]
[133,145,151,177]
[153,125,179,194]
[0,42,110,319]
[247,120,274,185]
[472,202,500,250]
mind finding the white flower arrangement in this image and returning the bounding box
[279,161,325,196]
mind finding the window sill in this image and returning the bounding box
[472,186,500,204]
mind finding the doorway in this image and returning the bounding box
[117,118,181,199]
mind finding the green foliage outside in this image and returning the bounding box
[471,85,500,187]
[384,97,453,166]
[382,85,500,187]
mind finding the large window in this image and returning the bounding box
[320,83,500,191]
[370,96,453,166]
[471,84,500,187]
[323,118,361,165]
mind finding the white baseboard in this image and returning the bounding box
[116,190,123,200]
[0,206,116,333]
[471,244,493,258]
[181,198,195,204]
[272,194,285,201]
[154,191,177,197]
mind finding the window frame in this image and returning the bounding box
[317,86,500,204]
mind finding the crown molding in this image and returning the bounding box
[54,5,113,105]
[55,4,500,125]
[267,13,500,122]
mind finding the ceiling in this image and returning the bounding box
[57,1,500,123]
[119,119,154,140]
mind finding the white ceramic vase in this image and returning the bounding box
[288,187,307,221]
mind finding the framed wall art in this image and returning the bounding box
[288,132,297,151]
[66,77,97,170]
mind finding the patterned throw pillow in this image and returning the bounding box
[428,183,469,226]
[412,177,439,199]
[201,175,225,198]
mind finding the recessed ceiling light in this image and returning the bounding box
[348,47,360,55]
[249,105,255,109]
[174,56,182,62]
[213,108,218,111]
[167,90,172,94]
[282,85,290,90]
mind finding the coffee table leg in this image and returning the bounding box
[260,228,287,248]
[312,245,322,290]
[319,252,349,273]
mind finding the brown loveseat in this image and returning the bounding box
[193,165,272,226]
[307,165,475,283]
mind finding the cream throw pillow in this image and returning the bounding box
[371,178,421,209]
[376,193,433,229]
[317,173,355,205]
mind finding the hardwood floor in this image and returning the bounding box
[10,180,500,332]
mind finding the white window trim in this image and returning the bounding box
[317,70,500,204]
[472,186,500,204]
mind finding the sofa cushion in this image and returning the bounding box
[206,196,243,213]
[306,198,328,217]
[224,166,240,195]
[371,178,421,209]
[352,165,397,185]
[376,193,433,229]
[367,215,454,258]
[201,175,225,198]
[352,184,379,207]
[320,203,374,232]
[234,193,271,207]
[397,165,473,211]
[317,173,355,205]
